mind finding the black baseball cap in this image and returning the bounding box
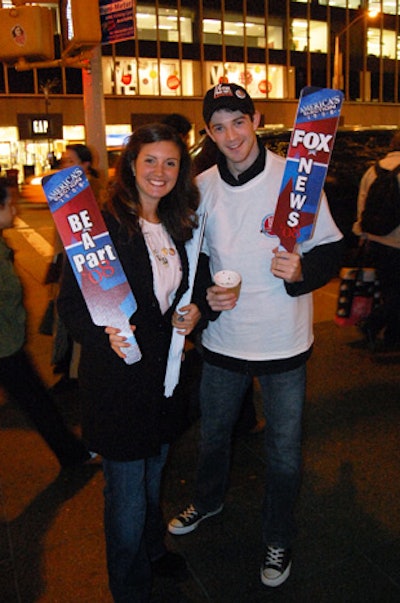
[203,83,255,125]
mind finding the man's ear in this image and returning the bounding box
[252,111,261,130]
[205,125,215,143]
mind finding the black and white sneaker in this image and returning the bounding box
[168,503,223,535]
[260,545,292,587]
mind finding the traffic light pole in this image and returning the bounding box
[82,45,108,186]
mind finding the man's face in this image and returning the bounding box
[206,109,261,178]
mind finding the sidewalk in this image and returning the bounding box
[1,220,400,601]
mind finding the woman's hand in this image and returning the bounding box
[206,284,238,311]
[105,325,136,359]
[270,247,303,283]
[172,303,201,335]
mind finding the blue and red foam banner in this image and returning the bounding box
[271,87,344,252]
[42,166,141,364]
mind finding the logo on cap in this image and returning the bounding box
[213,84,235,99]
[235,89,247,100]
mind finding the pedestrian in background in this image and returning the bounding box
[168,83,344,588]
[61,143,104,203]
[353,130,400,350]
[58,123,214,602]
[161,113,192,146]
[0,180,92,469]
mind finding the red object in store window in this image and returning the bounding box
[167,74,180,90]
[239,70,252,85]
[258,79,272,94]
[121,73,132,85]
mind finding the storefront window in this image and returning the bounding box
[0,127,18,174]
[103,55,292,99]
[102,57,194,96]
[207,61,292,99]
[63,125,85,141]
[291,20,327,53]
[105,125,131,148]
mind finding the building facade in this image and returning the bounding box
[1,0,400,180]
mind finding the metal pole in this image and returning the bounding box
[333,35,342,90]
[82,45,108,185]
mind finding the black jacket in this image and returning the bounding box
[58,212,213,461]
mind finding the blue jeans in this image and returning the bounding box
[194,362,306,548]
[103,445,169,603]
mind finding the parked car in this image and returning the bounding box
[20,169,59,204]
[20,147,125,204]
[190,125,400,255]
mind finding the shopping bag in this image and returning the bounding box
[334,240,381,326]
[334,265,380,327]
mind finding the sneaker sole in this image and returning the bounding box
[260,560,292,587]
[168,505,223,535]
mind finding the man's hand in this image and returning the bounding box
[270,247,303,283]
[206,284,238,311]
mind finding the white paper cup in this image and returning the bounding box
[214,270,242,298]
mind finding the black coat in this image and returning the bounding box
[58,212,213,461]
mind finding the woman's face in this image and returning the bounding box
[0,190,16,230]
[132,140,181,206]
[61,149,81,168]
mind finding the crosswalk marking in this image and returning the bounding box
[13,217,54,258]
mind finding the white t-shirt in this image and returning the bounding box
[197,149,342,361]
[140,219,182,314]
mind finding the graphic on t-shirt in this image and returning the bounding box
[272,87,344,252]
[42,166,141,365]
[260,213,276,237]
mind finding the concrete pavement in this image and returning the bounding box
[1,202,400,602]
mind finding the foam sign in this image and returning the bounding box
[42,166,141,364]
[271,87,344,252]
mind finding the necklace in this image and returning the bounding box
[140,220,176,268]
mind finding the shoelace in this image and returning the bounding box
[264,546,285,567]
[180,505,198,520]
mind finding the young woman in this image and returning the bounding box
[58,123,213,602]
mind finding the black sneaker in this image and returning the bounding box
[260,545,292,587]
[167,503,223,535]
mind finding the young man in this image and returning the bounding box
[168,83,344,587]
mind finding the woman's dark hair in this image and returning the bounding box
[66,143,99,178]
[107,123,199,242]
